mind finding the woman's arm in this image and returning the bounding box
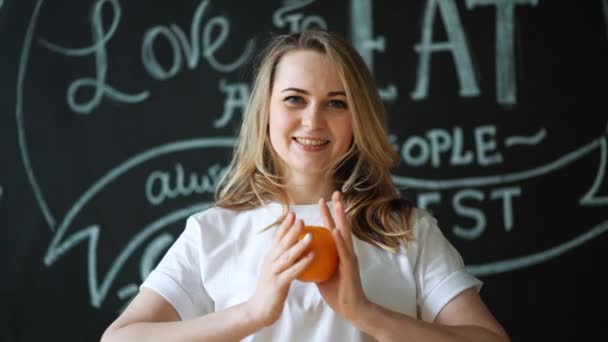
[352,288,510,342]
[102,212,315,342]
[317,192,510,342]
[100,288,263,342]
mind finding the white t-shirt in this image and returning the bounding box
[141,202,482,341]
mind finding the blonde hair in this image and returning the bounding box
[215,29,414,252]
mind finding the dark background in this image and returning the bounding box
[1,0,607,341]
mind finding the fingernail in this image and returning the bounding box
[303,233,311,241]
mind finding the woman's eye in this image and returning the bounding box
[328,99,347,109]
[284,96,304,104]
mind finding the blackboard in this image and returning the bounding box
[1,0,607,341]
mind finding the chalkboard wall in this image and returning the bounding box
[1,0,607,341]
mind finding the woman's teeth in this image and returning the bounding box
[294,137,329,146]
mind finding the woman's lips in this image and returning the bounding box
[293,137,330,152]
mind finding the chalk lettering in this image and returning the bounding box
[451,186,521,239]
[141,27,182,80]
[427,129,452,167]
[273,0,327,33]
[580,135,608,206]
[490,186,521,231]
[475,125,503,166]
[396,125,502,168]
[350,0,383,70]
[392,134,607,190]
[451,126,475,165]
[418,186,521,238]
[401,135,429,167]
[411,0,479,100]
[39,0,149,114]
[465,0,539,106]
[453,189,485,239]
[145,163,226,206]
[142,0,256,78]
[14,1,607,310]
[215,79,250,128]
[42,138,233,306]
[349,0,397,102]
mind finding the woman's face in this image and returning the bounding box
[268,49,353,178]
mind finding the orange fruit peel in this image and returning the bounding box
[296,225,339,283]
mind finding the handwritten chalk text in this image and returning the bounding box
[391,125,503,168]
[145,163,226,206]
[40,0,255,115]
[417,186,522,240]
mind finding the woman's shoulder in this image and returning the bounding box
[406,207,442,239]
[395,207,460,261]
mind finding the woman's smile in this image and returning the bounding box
[292,137,331,152]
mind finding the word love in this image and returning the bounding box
[40,0,255,115]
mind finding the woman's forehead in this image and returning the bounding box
[272,50,345,93]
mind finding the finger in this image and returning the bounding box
[270,215,299,262]
[274,211,295,243]
[319,198,335,230]
[333,191,353,250]
[332,228,349,264]
[278,251,315,285]
[273,232,313,274]
[332,192,348,230]
[276,219,305,255]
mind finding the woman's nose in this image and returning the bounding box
[302,104,323,129]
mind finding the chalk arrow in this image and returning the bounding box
[44,138,233,307]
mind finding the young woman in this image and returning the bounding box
[102,30,510,342]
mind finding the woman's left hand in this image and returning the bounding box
[317,191,371,324]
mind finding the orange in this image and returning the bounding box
[296,226,339,283]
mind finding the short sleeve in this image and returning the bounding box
[140,215,214,320]
[413,210,482,322]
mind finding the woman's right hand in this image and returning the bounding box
[245,212,315,327]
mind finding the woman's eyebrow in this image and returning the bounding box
[281,87,308,94]
[327,91,346,97]
[281,87,346,97]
